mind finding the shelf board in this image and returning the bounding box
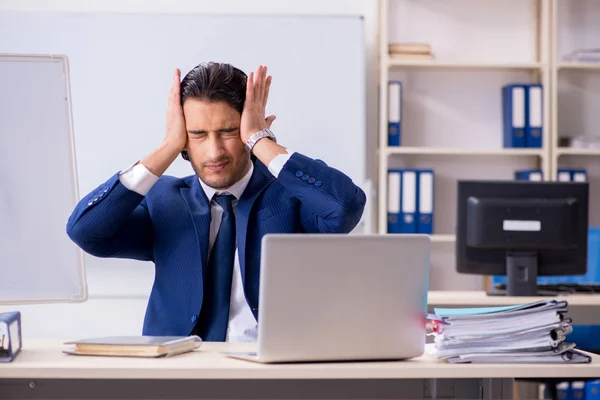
[385,147,544,156]
[556,147,600,156]
[558,62,600,71]
[430,234,456,243]
[387,59,544,71]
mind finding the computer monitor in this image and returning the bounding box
[456,180,589,296]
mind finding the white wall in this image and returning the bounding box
[0,0,379,339]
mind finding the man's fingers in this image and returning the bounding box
[254,65,266,102]
[172,68,181,94]
[265,115,276,129]
[246,71,254,101]
[264,75,272,106]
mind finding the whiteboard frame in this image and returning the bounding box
[0,53,88,305]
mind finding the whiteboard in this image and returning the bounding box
[0,54,87,304]
[0,12,366,303]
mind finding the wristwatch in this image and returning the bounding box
[245,128,277,153]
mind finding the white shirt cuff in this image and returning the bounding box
[118,162,159,196]
[267,150,294,178]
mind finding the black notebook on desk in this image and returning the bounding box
[63,335,202,358]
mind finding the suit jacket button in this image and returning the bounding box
[87,200,94,206]
[191,315,197,323]
[314,181,322,187]
[302,174,309,181]
[103,187,109,193]
[295,170,303,178]
[308,177,316,184]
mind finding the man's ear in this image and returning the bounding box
[181,149,190,161]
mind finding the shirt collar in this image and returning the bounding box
[199,161,254,202]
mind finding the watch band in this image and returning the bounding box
[245,128,277,153]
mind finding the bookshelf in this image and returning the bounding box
[551,0,600,227]
[378,0,600,289]
[377,0,552,290]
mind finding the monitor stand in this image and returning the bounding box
[505,251,539,296]
[487,251,539,296]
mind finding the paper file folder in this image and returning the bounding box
[387,81,402,146]
[387,169,402,233]
[502,84,526,148]
[526,84,543,148]
[417,170,433,234]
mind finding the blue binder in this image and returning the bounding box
[400,169,418,233]
[417,169,434,234]
[502,84,526,148]
[556,382,570,400]
[387,169,403,233]
[525,84,543,148]
[586,380,600,399]
[571,169,587,182]
[388,81,402,146]
[557,169,572,182]
[570,382,585,400]
[514,169,543,181]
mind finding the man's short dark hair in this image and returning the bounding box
[180,62,247,114]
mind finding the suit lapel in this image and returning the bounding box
[180,176,212,286]
[236,160,276,281]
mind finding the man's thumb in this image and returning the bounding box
[265,115,276,129]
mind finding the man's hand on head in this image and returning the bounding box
[241,65,276,144]
[165,68,188,152]
[138,68,188,177]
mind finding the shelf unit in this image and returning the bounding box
[550,0,600,227]
[377,0,600,290]
[377,0,552,237]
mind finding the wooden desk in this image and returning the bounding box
[428,291,600,325]
[0,340,599,399]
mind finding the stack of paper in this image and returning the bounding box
[426,300,592,364]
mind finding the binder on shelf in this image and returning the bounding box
[571,169,587,182]
[557,169,572,182]
[525,84,543,148]
[586,380,600,399]
[387,169,403,233]
[570,382,586,400]
[556,382,570,400]
[502,84,526,148]
[417,169,434,234]
[400,169,417,233]
[388,80,402,147]
[514,169,543,181]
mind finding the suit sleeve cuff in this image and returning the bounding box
[268,150,294,178]
[118,162,159,196]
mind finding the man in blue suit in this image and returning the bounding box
[66,62,366,342]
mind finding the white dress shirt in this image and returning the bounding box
[118,151,291,342]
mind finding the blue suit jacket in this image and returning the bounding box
[66,152,366,336]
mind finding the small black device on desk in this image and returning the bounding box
[455,180,589,296]
[493,283,600,296]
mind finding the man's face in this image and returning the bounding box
[183,99,250,190]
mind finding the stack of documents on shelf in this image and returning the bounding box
[426,300,592,364]
[563,48,600,63]
[388,42,435,61]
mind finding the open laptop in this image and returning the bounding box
[227,234,430,363]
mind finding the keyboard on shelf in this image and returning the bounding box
[492,283,600,296]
